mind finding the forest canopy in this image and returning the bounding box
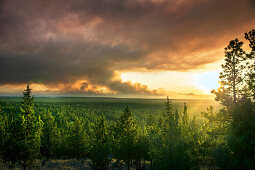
[0,29,254,169]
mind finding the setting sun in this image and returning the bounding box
[194,72,221,94]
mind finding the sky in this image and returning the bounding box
[0,0,254,98]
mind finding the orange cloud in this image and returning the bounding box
[0,0,254,97]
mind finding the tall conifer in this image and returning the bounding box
[3,83,43,169]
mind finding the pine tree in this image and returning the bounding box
[212,98,255,169]
[67,117,89,160]
[227,99,255,169]
[134,130,150,169]
[3,83,43,169]
[149,97,191,169]
[245,29,255,52]
[114,106,138,169]
[182,103,189,125]
[0,107,7,156]
[210,29,255,169]
[245,29,255,100]
[212,39,247,108]
[163,97,174,121]
[90,115,111,169]
[21,83,34,115]
[40,111,57,161]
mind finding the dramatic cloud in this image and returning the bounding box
[0,0,254,96]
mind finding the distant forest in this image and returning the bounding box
[0,29,254,169]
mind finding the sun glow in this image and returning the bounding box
[120,70,221,98]
[194,72,221,94]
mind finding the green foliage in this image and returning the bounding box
[212,39,247,107]
[149,98,198,170]
[0,36,254,170]
[245,29,255,100]
[182,103,188,125]
[21,83,34,115]
[3,83,43,168]
[210,29,255,170]
[0,107,7,155]
[40,110,58,160]
[223,99,255,170]
[67,117,90,160]
[200,106,229,166]
[134,131,150,169]
[90,115,111,169]
[113,106,138,169]
[245,29,255,52]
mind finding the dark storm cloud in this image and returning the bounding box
[80,82,88,91]
[0,0,254,94]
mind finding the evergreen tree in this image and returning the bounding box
[245,29,255,52]
[113,106,138,169]
[52,111,69,158]
[0,107,7,156]
[245,29,255,100]
[149,98,191,170]
[3,83,43,169]
[182,103,189,125]
[21,83,34,115]
[201,106,229,167]
[227,98,255,169]
[180,103,200,168]
[211,29,255,169]
[67,117,89,160]
[213,98,255,170]
[40,111,57,161]
[212,39,247,107]
[90,115,111,169]
[134,130,150,169]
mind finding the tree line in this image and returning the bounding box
[0,29,254,169]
